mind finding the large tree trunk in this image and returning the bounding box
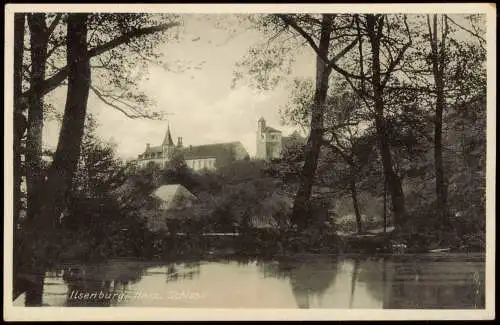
[427,14,449,226]
[383,177,388,233]
[20,15,49,305]
[13,13,26,228]
[21,14,90,306]
[39,13,91,229]
[26,14,48,223]
[375,117,407,230]
[13,12,27,301]
[366,15,407,230]
[291,14,333,229]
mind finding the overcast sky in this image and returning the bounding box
[43,14,314,160]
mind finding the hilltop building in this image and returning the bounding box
[256,117,306,161]
[256,117,283,160]
[136,124,249,171]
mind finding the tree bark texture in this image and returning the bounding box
[13,12,27,300]
[26,14,48,222]
[291,14,333,229]
[39,13,91,231]
[14,13,26,229]
[427,14,449,225]
[366,14,407,230]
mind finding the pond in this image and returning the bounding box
[21,253,485,309]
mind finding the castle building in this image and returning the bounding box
[256,117,307,161]
[136,124,249,171]
[256,117,283,160]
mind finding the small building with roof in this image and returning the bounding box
[145,184,201,232]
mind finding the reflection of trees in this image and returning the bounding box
[348,259,360,308]
[165,261,201,283]
[23,274,44,306]
[65,278,113,306]
[354,257,386,304]
[382,256,485,309]
[354,255,486,309]
[258,256,339,308]
[61,261,156,306]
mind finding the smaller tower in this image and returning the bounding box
[258,116,266,134]
[256,117,267,160]
[162,123,175,159]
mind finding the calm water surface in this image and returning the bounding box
[37,253,484,309]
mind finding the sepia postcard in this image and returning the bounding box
[3,3,496,321]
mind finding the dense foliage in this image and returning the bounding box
[234,13,487,252]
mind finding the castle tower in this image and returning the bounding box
[256,116,283,160]
[162,123,175,160]
[256,117,267,159]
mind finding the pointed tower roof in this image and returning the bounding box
[162,124,174,146]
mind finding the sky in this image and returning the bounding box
[43,14,315,160]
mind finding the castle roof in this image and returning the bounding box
[183,141,248,161]
[162,124,174,146]
[263,126,282,133]
[144,145,163,154]
[139,140,249,164]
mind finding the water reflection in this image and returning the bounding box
[62,260,153,306]
[380,255,485,308]
[28,254,484,309]
[259,256,339,308]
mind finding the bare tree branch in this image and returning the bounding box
[46,41,65,60]
[277,14,365,81]
[445,15,486,44]
[439,15,450,76]
[355,15,367,94]
[90,84,163,120]
[22,21,180,98]
[276,14,322,60]
[47,13,62,38]
[329,38,358,65]
[381,15,412,88]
